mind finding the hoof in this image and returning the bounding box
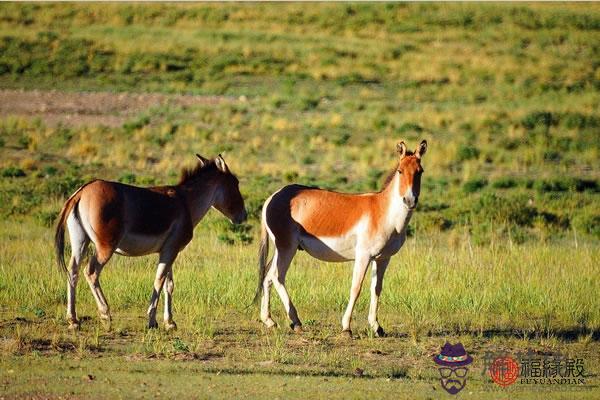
[68,321,80,330]
[374,326,386,338]
[262,318,277,329]
[340,329,353,339]
[164,321,178,331]
[148,320,159,329]
[100,318,112,331]
[99,313,111,321]
[290,323,303,333]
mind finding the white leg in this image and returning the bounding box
[368,258,390,337]
[85,255,111,321]
[66,213,89,328]
[147,252,176,329]
[270,248,301,330]
[260,260,275,328]
[163,269,177,330]
[341,253,371,333]
[66,256,82,327]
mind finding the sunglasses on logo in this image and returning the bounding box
[439,367,468,378]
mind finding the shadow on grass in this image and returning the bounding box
[385,327,600,342]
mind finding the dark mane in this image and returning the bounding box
[382,162,399,188]
[178,161,217,185]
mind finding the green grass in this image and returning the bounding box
[1,218,598,337]
[0,3,599,398]
[0,221,598,397]
[3,355,598,400]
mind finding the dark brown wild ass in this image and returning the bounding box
[55,154,247,330]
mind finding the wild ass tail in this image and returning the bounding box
[252,216,271,305]
[54,183,89,280]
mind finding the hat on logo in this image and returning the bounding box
[433,342,473,367]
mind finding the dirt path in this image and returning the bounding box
[0,89,230,128]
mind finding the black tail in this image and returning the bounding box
[252,218,271,305]
[54,221,67,278]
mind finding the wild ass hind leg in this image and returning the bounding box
[270,246,302,332]
[163,269,177,331]
[85,245,114,327]
[368,258,390,337]
[147,251,176,329]
[341,253,371,338]
[260,263,276,329]
[66,213,89,330]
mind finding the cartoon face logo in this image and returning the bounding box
[433,342,473,395]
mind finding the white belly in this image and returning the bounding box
[115,232,168,256]
[298,230,407,263]
[299,233,356,262]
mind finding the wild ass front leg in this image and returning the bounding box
[147,253,176,329]
[341,253,371,337]
[368,258,390,337]
[163,269,177,330]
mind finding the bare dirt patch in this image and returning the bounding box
[0,89,230,128]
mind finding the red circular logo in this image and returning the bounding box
[489,357,519,387]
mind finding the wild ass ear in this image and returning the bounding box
[396,141,407,158]
[415,140,427,159]
[215,154,229,173]
[196,153,209,167]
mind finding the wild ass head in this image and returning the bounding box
[182,154,247,224]
[199,154,247,224]
[395,140,427,210]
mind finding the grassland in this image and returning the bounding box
[0,3,599,398]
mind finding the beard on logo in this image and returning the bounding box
[441,378,465,395]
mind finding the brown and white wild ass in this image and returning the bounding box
[55,154,247,330]
[257,140,427,337]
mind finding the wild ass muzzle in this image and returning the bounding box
[256,140,427,337]
[55,154,247,330]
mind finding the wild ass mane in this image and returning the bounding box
[178,161,218,186]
